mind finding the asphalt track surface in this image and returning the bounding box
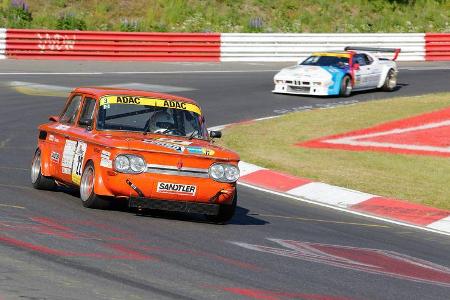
[0,61,449,300]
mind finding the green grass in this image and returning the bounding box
[0,0,449,32]
[218,93,450,210]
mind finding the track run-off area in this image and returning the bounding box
[0,60,450,300]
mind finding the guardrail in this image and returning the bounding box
[0,29,449,62]
[425,33,450,61]
[221,33,426,62]
[0,28,6,59]
[5,29,221,61]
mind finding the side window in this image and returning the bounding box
[60,95,82,124]
[363,54,373,65]
[78,97,96,128]
[353,54,366,66]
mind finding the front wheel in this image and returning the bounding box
[382,69,397,91]
[31,149,56,190]
[80,162,110,209]
[207,191,237,224]
[339,75,352,97]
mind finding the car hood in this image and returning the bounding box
[275,65,347,80]
[93,131,239,162]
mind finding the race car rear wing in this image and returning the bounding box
[344,46,401,61]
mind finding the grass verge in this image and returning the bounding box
[0,0,449,33]
[219,92,450,210]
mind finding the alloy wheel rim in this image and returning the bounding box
[80,167,94,202]
[31,152,41,184]
[388,72,397,89]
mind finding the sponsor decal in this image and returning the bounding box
[157,138,192,146]
[50,151,60,163]
[71,141,87,185]
[157,182,197,196]
[55,124,70,131]
[61,140,77,172]
[99,95,201,115]
[116,96,140,104]
[143,139,185,153]
[100,150,112,169]
[186,146,215,156]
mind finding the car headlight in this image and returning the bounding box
[114,154,146,174]
[209,163,240,183]
[313,82,322,86]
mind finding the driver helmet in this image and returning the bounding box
[149,110,175,133]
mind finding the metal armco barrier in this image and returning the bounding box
[1,29,449,62]
[0,28,6,59]
[5,29,221,61]
[425,33,450,61]
[221,33,426,62]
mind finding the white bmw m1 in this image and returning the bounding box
[273,47,401,97]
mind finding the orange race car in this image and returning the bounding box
[31,87,240,223]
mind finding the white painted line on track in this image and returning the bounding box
[238,181,450,237]
[0,70,279,75]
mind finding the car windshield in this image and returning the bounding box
[97,95,207,139]
[301,55,349,68]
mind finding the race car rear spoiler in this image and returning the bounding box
[344,46,401,61]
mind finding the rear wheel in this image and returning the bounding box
[31,149,56,190]
[339,75,352,97]
[382,69,397,91]
[207,191,237,224]
[80,162,110,209]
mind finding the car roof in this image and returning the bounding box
[72,87,198,105]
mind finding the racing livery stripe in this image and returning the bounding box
[99,95,201,115]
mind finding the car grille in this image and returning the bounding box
[129,197,220,215]
[146,164,209,178]
[289,86,311,93]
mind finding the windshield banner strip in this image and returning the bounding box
[100,95,201,115]
[312,52,351,58]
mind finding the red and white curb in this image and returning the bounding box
[237,161,450,236]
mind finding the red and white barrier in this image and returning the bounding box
[4,29,221,61]
[220,33,426,62]
[0,28,6,59]
[0,29,448,61]
[425,33,450,61]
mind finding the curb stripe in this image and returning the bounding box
[427,216,450,232]
[240,169,311,192]
[287,182,374,208]
[351,197,450,226]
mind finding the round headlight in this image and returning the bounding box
[129,156,146,173]
[224,165,240,181]
[209,164,225,180]
[114,155,130,172]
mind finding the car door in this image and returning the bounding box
[51,94,83,183]
[353,54,373,89]
[67,95,98,185]
[363,54,382,88]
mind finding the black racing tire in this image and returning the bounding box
[207,191,237,224]
[80,161,110,209]
[339,75,352,97]
[382,69,397,92]
[31,149,56,190]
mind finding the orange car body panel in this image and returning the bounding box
[36,87,239,205]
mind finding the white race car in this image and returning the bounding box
[273,47,400,97]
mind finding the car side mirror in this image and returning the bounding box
[209,130,222,139]
[353,63,360,70]
[49,115,60,122]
